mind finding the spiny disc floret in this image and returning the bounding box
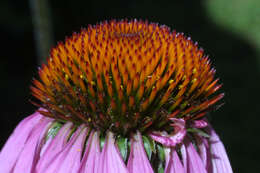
[31,19,223,136]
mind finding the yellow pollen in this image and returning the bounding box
[90,81,96,86]
[192,78,197,83]
[65,74,69,80]
[169,79,174,84]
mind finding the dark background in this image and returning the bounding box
[1,0,259,172]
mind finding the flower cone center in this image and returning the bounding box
[31,20,223,137]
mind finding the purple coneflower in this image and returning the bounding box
[0,20,233,173]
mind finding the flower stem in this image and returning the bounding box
[29,0,54,65]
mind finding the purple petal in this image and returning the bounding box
[180,144,187,172]
[12,116,53,173]
[41,126,87,173]
[35,122,73,171]
[150,118,186,147]
[185,139,207,173]
[98,131,128,173]
[207,126,233,173]
[127,131,153,173]
[195,135,213,171]
[165,149,185,173]
[164,148,171,170]
[79,131,100,173]
[0,112,43,172]
[196,135,207,165]
[192,120,208,128]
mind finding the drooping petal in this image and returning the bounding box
[164,149,185,173]
[195,135,213,171]
[98,131,128,173]
[41,126,87,173]
[79,131,100,173]
[207,126,233,173]
[164,148,171,170]
[192,120,208,128]
[39,133,53,157]
[150,118,186,147]
[35,122,73,171]
[0,112,43,172]
[127,131,153,173]
[185,139,207,173]
[180,143,188,172]
[196,135,207,165]
[12,116,53,173]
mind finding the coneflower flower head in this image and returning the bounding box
[0,19,233,173]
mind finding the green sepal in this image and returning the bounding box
[100,134,106,150]
[157,145,166,173]
[66,126,78,141]
[157,162,164,173]
[142,135,156,160]
[116,137,128,162]
[157,144,165,162]
[187,128,210,138]
[45,121,63,141]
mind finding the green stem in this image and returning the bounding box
[29,0,54,65]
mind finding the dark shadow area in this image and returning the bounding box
[1,0,259,172]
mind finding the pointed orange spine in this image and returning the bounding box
[31,20,224,133]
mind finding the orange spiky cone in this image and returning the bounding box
[31,19,223,136]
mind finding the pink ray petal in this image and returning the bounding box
[12,116,53,173]
[185,139,207,173]
[165,149,185,173]
[180,143,188,172]
[207,126,233,173]
[195,135,208,167]
[0,111,43,172]
[41,126,87,173]
[35,122,73,171]
[98,131,129,173]
[192,120,208,128]
[150,118,186,147]
[79,131,100,173]
[195,135,213,171]
[164,147,171,170]
[127,131,153,173]
[39,134,53,157]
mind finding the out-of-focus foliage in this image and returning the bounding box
[205,0,260,63]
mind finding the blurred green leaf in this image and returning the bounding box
[205,0,260,61]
